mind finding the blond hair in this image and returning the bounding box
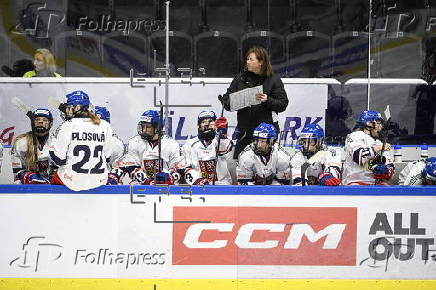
[13,132,38,171]
[75,110,101,125]
[244,46,273,76]
[35,48,57,73]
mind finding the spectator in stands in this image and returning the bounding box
[219,46,288,159]
[23,48,61,78]
[1,59,34,77]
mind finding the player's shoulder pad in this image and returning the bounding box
[53,121,71,138]
[186,137,200,148]
[127,135,142,146]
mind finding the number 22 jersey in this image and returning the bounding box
[49,118,113,191]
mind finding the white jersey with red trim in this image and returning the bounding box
[0,144,2,173]
[11,133,54,180]
[237,143,291,185]
[342,130,394,185]
[110,134,125,168]
[398,160,426,185]
[120,135,183,179]
[182,136,233,185]
[49,118,113,191]
[290,146,343,185]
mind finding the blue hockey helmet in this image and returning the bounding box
[33,108,53,121]
[253,123,277,140]
[65,90,90,109]
[424,157,436,184]
[95,106,111,123]
[138,110,162,140]
[139,110,161,127]
[300,123,324,139]
[197,110,216,125]
[252,123,277,155]
[356,110,383,129]
[298,123,324,157]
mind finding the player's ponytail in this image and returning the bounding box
[88,110,101,125]
[13,132,37,171]
[74,109,101,125]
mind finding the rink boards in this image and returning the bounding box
[0,184,435,290]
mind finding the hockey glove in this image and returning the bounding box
[215,117,228,137]
[193,178,209,185]
[155,172,172,185]
[318,172,341,186]
[17,170,50,184]
[130,168,147,184]
[372,164,394,180]
[169,168,184,184]
[107,167,125,185]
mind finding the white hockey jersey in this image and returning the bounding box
[237,143,291,185]
[182,136,233,185]
[109,134,125,168]
[49,118,113,191]
[120,135,183,178]
[11,133,54,180]
[290,146,343,185]
[0,143,3,173]
[398,160,426,185]
[342,130,394,185]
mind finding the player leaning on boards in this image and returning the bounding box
[237,123,290,185]
[290,124,343,186]
[49,90,113,191]
[109,110,184,185]
[12,108,54,184]
[398,157,436,185]
[342,110,395,185]
[181,110,234,185]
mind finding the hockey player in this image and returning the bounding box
[182,110,234,185]
[342,110,394,185]
[11,108,54,184]
[112,110,183,185]
[0,142,3,173]
[290,123,342,186]
[237,123,290,185]
[398,157,436,185]
[49,90,113,191]
[94,106,125,168]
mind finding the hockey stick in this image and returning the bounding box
[11,97,39,173]
[378,105,391,164]
[301,150,326,186]
[154,101,164,184]
[212,97,225,185]
[48,97,62,110]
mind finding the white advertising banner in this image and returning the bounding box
[0,192,435,279]
[0,79,327,147]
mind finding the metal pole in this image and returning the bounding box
[164,1,170,132]
[367,0,372,110]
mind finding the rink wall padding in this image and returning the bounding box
[0,185,435,290]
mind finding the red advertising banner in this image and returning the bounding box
[173,207,357,265]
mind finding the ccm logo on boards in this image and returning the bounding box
[172,207,357,265]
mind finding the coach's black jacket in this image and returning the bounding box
[220,70,289,158]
